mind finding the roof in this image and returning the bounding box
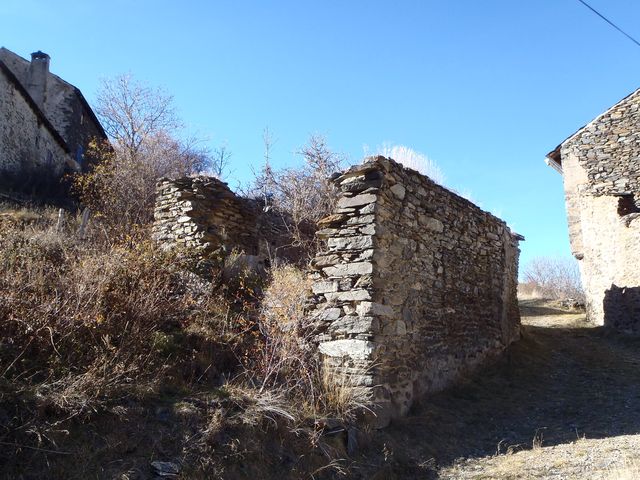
[0,47,107,141]
[545,87,640,170]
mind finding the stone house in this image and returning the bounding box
[546,88,640,331]
[0,47,106,198]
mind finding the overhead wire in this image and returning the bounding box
[576,0,640,48]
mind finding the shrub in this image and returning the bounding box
[0,213,244,420]
[252,134,344,260]
[522,256,584,301]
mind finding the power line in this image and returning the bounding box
[576,0,640,49]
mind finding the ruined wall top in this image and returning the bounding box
[153,175,301,264]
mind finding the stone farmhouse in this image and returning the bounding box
[546,89,640,332]
[0,47,106,198]
[154,156,523,426]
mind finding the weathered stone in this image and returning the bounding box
[322,262,373,277]
[309,156,521,428]
[328,235,374,251]
[337,193,377,208]
[318,339,375,359]
[324,289,372,302]
[419,216,444,232]
[390,183,406,200]
[312,281,338,294]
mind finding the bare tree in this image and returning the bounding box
[76,74,228,232]
[251,134,345,259]
[523,256,584,301]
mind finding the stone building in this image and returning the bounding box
[152,156,523,427]
[308,156,522,426]
[546,88,640,331]
[0,47,106,198]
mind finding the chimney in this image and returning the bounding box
[26,50,50,108]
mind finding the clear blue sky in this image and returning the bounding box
[3,0,640,268]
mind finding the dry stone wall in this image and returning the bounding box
[153,176,298,265]
[308,156,521,427]
[558,88,640,330]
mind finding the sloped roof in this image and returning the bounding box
[545,87,640,168]
[0,47,107,144]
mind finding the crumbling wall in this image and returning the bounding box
[559,89,640,330]
[308,156,521,427]
[153,176,298,264]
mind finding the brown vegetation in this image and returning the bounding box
[522,256,584,301]
[0,204,370,478]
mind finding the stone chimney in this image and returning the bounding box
[26,51,50,107]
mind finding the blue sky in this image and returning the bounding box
[3,0,640,268]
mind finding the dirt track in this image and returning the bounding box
[354,299,640,479]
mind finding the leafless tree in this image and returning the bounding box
[76,74,229,231]
[523,256,584,301]
[251,134,345,259]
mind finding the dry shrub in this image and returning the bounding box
[252,134,344,260]
[254,265,315,392]
[523,256,585,301]
[0,214,244,421]
[234,264,372,422]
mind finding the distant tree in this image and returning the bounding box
[75,74,227,232]
[523,256,584,301]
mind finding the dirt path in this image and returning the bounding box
[353,299,640,479]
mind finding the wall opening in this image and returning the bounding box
[617,194,640,217]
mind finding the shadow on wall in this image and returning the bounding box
[0,164,72,203]
[603,284,640,332]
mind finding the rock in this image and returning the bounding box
[390,183,406,200]
[328,235,374,251]
[150,461,180,477]
[337,193,377,208]
[322,262,373,277]
[318,339,375,358]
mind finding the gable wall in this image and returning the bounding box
[0,69,71,195]
[560,89,640,330]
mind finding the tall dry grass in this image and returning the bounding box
[0,206,372,468]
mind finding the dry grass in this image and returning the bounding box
[0,205,372,479]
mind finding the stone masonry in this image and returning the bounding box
[308,156,522,427]
[153,176,298,265]
[546,88,640,332]
[0,48,106,198]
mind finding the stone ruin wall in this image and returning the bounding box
[153,176,298,265]
[308,156,521,427]
[153,159,522,427]
[560,89,640,331]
